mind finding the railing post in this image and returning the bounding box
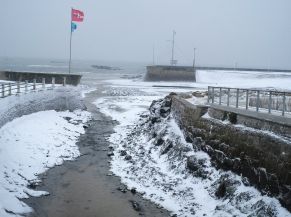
[256,90,260,112]
[219,87,222,105]
[25,80,28,92]
[211,87,214,104]
[207,86,210,103]
[2,84,5,97]
[246,89,249,110]
[63,77,66,87]
[268,91,272,114]
[9,83,12,95]
[17,82,20,94]
[282,92,286,116]
[227,88,230,106]
[42,78,45,88]
[33,79,36,90]
[236,88,239,108]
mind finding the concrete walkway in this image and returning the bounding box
[23,90,170,217]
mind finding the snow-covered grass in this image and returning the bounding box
[0,110,91,217]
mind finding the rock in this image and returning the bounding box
[227,112,237,124]
[214,149,226,165]
[185,136,193,143]
[107,152,114,157]
[151,117,160,124]
[207,139,221,148]
[130,200,141,212]
[257,167,268,187]
[64,117,72,121]
[125,155,132,161]
[117,186,127,193]
[223,157,233,169]
[120,150,127,156]
[155,138,164,146]
[280,189,291,212]
[130,188,137,194]
[232,158,241,172]
[28,182,38,189]
[187,156,207,178]
[242,177,250,186]
[187,156,200,172]
[215,181,226,198]
[268,174,280,195]
[160,107,170,117]
[161,142,173,155]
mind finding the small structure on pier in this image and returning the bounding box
[145,65,196,82]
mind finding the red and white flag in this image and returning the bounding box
[71,9,84,22]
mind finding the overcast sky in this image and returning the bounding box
[1,0,291,68]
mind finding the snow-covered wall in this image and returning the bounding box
[0,87,86,128]
[170,95,291,212]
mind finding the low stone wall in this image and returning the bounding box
[0,87,85,129]
[0,71,82,86]
[171,95,291,211]
[145,65,196,81]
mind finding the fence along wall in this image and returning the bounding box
[0,77,66,98]
[207,86,291,117]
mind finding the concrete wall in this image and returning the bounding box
[145,65,196,81]
[0,71,82,86]
[170,95,291,211]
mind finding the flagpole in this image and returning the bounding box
[69,8,72,74]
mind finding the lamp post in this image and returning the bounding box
[193,48,196,68]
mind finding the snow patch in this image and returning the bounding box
[0,110,91,217]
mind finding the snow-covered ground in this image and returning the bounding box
[94,69,291,216]
[0,68,290,216]
[0,110,90,216]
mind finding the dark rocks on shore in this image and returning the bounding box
[125,155,132,161]
[120,150,127,156]
[146,94,291,214]
[107,152,114,157]
[130,200,142,212]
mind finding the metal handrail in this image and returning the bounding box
[0,77,66,98]
[207,86,291,116]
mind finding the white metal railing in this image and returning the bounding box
[0,77,67,98]
[207,86,291,116]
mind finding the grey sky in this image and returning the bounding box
[1,0,291,68]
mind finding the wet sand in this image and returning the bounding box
[23,88,171,217]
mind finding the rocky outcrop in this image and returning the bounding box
[170,94,291,212]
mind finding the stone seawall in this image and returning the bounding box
[145,65,196,81]
[170,95,291,211]
[0,71,82,86]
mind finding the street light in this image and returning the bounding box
[193,48,196,68]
